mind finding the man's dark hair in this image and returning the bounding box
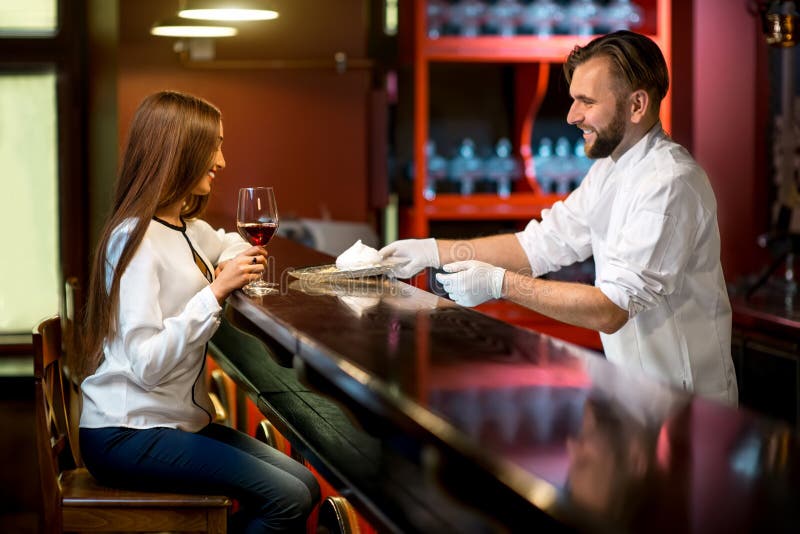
[563,30,669,107]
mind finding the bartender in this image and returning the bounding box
[381,31,738,405]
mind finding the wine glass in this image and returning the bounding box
[236,186,279,296]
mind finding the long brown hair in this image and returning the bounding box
[79,91,221,380]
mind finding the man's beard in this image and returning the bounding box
[586,100,626,159]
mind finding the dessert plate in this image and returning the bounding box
[287,257,409,280]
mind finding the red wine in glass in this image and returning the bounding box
[237,187,279,296]
[237,221,278,246]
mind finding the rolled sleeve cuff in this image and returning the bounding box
[597,259,666,318]
[597,281,633,318]
[514,228,549,278]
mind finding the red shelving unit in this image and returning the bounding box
[405,0,672,351]
[423,191,565,220]
[408,0,672,238]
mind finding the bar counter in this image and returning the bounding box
[729,280,800,429]
[210,237,800,533]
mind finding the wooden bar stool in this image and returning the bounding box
[317,496,361,534]
[34,316,231,533]
[208,368,232,426]
[255,418,281,450]
[254,418,303,463]
[252,419,362,534]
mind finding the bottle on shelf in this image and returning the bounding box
[449,138,484,195]
[603,0,644,32]
[565,0,602,36]
[486,138,521,198]
[448,0,486,37]
[519,0,564,38]
[484,0,523,37]
[572,138,593,187]
[553,136,578,194]
[533,137,555,194]
[424,140,448,200]
[426,0,449,38]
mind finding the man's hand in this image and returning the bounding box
[435,260,506,307]
[379,238,440,278]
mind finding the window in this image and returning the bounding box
[0,0,65,339]
[384,0,398,36]
[0,0,57,35]
[0,73,59,333]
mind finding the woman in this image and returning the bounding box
[79,91,320,533]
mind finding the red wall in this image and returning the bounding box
[117,1,373,231]
[693,0,769,282]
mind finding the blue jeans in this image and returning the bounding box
[80,423,320,534]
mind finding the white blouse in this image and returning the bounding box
[516,125,738,404]
[80,217,249,431]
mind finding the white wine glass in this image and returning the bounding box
[236,186,279,296]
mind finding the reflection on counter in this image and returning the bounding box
[424,338,800,532]
[729,277,800,430]
[287,277,443,317]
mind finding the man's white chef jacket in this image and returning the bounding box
[516,124,738,404]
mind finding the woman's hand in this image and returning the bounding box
[210,246,267,303]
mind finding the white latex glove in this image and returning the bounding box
[379,238,440,279]
[435,260,506,307]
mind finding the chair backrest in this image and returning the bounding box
[62,277,80,367]
[33,315,76,532]
[62,277,84,466]
[35,315,231,533]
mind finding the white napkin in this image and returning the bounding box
[336,239,382,270]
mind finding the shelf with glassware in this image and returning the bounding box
[419,0,666,61]
[406,0,672,238]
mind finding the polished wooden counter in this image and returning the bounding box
[213,237,800,533]
[730,280,800,429]
[732,283,800,341]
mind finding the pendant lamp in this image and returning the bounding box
[178,0,279,22]
[150,16,238,38]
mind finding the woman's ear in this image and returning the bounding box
[629,89,650,124]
